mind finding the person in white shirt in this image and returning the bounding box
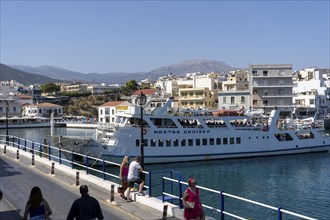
[124,156,144,202]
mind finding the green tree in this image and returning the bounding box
[121,80,138,96]
[41,83,60,93]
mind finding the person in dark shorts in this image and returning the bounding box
[67,185,104,220]
[124,156,144,202]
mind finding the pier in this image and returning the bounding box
[0,135,320,220]
[0,145,182,220]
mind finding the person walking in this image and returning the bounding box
[23,186,52,220]
[67,185,104,220]
[182,178,204,220]
[124,156,145,202]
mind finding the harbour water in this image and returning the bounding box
[1,127,329,219]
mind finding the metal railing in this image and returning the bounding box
[1,134,318,219]
[0,135,182,198]
[162,177,317,220]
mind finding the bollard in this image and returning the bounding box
[51,162,55,175]
[110,185,115,202]
[162,205,168,220]
[4,145,6,154]
[76,172,79,186]
[16,149,19,160]
[32,154,35,166]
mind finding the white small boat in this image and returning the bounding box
[50,97,330,164]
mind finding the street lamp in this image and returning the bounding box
[137,92,147,170]
[5,101,9,144]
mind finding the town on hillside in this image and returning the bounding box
[0,64,330,127]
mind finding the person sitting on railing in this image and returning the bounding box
[124,156,145,202]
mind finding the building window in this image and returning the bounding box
[223,97,227,103]
[310,99,315,105]
[231,97,235,104]
[241,96,245,104]
[263,70,268,76]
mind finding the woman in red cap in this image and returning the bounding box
[182,178,204,220]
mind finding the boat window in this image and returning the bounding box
[128,117,149,128]
[295,131,314,139]
[230,137,235,144]
[188,139,193,146]
[136,139,148,147]
[216,138,221,145]
[181,139,186,146]
[196,139,201,146]
[204,119,227,128]
[166,139,171,147]
[202,138,207,145]
[158,139,164,147]
[209,138,214,145]
[151,118,177,128]
[236,137,241,144]
[274,133,293,141]
[173,139,179,147]
[150,139,156,147]
[223,138,228,145]
[135,139,139,147]
[177,119,200,128]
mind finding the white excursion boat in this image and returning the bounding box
[50,97,330,164]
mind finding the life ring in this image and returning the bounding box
[142,128,147,135]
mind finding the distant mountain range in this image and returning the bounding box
[1,59,238,85]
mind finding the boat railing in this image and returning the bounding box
[162,176,317,220]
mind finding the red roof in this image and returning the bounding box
[132,88,160,95]
[100,101,124,107]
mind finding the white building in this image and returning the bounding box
[249,64,295,114]
[23,103,63,119]
[98,101,131,123]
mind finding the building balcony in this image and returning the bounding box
[253,84,294,88]
[262,93,297,98]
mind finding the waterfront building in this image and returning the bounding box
[249,64,295,115]
[98,101,130,123]
[22,102,63,120]
[293,67,330,116]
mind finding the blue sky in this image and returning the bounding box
[1,1,329,73]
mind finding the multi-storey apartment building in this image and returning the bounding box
[249,64,295,114]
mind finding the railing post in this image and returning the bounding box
[18,138,21,149]
[277,207,282,220]
[178,179,183,209]
[85,156,89,174]
[102,160,106,180]
[39,143,42,157]
[24,139,27,151]
[71,151,74,169]
[220,191,224,220]
[162,177,165,202]
[59,149,62,164]
[148,172,152,197]
[48,146,51,161]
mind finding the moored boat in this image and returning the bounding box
[50,97,330,164]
